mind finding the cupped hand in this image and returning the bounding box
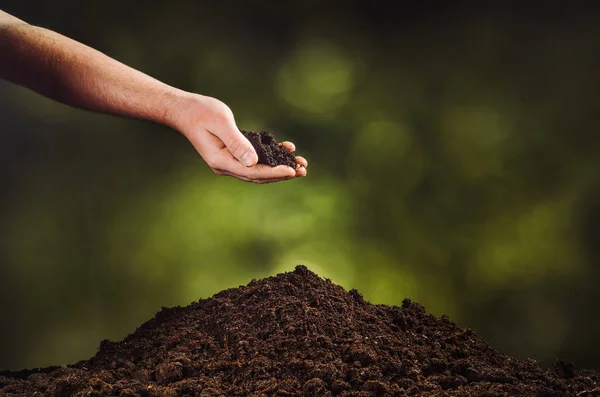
[177,95,307,184]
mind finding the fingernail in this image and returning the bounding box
[242,152,255,167]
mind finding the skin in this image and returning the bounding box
[0,10,307,183]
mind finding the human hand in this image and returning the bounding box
[176,94,307,183]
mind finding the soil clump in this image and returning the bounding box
[241,130,297,168]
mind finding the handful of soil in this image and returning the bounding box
[241,130,298,168]
[1,265,599,396]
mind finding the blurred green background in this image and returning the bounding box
[1,0,600,371]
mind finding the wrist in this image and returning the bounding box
[165,92,233,138]
[157,89,197,133]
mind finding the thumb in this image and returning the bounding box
[220,124,258,167]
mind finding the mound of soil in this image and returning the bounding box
[241,130,297,168]
[1,266,599,396]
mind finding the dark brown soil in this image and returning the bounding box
[1,265,599,396]
[241,130,297,168]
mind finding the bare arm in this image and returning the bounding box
[0,10,307,182]
[0,10,191,131]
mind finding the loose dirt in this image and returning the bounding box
[241,130,297,168]
[1,266,598,396]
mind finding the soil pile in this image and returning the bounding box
[1,265,599,396]
[241,130,297,168]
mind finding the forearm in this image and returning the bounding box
[0,12,190,130]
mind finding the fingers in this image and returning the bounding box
[214,157,307,183]
[281,141,296,152]
[215,160,306,183]
[296,166,307,177]
[211,121,258,167]
[240,163,296,181]
[227,165,306,183]
[214,149,296,180]
[295,156,308,168]
[281,142,308,169]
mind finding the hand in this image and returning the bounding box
[176,94,307,184]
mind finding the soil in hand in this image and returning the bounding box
[241,130,297,168]
[1,265,599,396]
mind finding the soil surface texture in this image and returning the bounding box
[241,130,297,168]
[1,265,599,396]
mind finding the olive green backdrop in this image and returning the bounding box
[1,1,599,371]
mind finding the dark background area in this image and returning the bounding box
[1,0,600,371]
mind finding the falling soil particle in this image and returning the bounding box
[241,130,297,168]
[1,265,599,396]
